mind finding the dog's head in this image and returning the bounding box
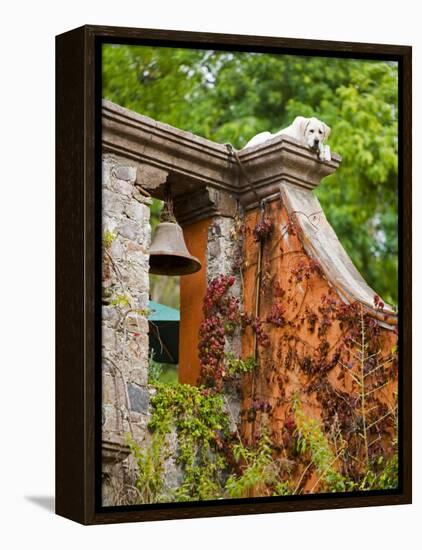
[295,116,331,150]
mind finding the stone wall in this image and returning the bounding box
[101,155,246,502]
[101,154,152,504]
[207,215,243,428]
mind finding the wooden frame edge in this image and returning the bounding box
[56,25,88,524]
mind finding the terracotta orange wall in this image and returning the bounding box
[179,218,211,385]
[241,199,397,489]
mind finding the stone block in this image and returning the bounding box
[112,165,136,182]
[113,178,134,196]
[208,240,221,258]
[102,305,120,326]
[103,189,128,216]
[126,334,149,364]
[131,422,148,444]
[109,237,124,260]
[102,158,114,190]
[102,373,117,405]
[102,404,121,434]
[129,366,148,387]
[163,428,184,490]
[127,383,150,414]
[124,201,150,223]
[125,241,149,262]
[136,164,168,190]
[123,313,148,337]
[102,360,114,374]
[125,264,149,293]
[102,326,117,349]
[117,219,141,241]
[133,187,153,206]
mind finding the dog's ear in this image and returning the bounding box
[292,116,310,138]
[322,122,331,140]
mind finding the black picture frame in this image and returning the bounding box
[56,25,412,525]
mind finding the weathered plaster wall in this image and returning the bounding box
[178,218,211,386]
[241,197,398,492]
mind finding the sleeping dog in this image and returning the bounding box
[243,116,331,162]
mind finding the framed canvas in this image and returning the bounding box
[56,25,412,525]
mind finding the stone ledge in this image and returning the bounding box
[174,187,238,226]
[237,137,341,209]
[102,435,131,465]
[103,100,235,198]
[102,100,341,212]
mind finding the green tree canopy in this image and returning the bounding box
[103,45,398,304]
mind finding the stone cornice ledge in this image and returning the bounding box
[102,100,340,208]
[102,99,235,194]
[237,136,341,209]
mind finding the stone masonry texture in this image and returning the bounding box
[102,154,152,504]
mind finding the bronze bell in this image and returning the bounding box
[149,221,202,276]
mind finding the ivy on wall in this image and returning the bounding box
[123,206,398,504]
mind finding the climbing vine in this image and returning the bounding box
[125,204,398,503]
[198,274,241,389]
[292,396,349,493]
[127,383,293,503]
[225,353,257,375]
[127,383,229,502]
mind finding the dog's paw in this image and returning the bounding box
[318,144,331,162]
[324,145,331,162]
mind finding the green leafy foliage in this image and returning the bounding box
[110,293,130,308]
[147,351,163,384]
[292,393,398,493]
[156,364,178,385]
[225,353,257,375]
[225,432,293,498]
[151,384,229,501]
[103,45,398,304]
[126,432,166,503]
[128,383,295,502]
[102,229,116,249]
[293,397,347,493]
[359,449,398,490]
[129,383,229,502]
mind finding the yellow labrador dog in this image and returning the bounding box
[243,116,331,161]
